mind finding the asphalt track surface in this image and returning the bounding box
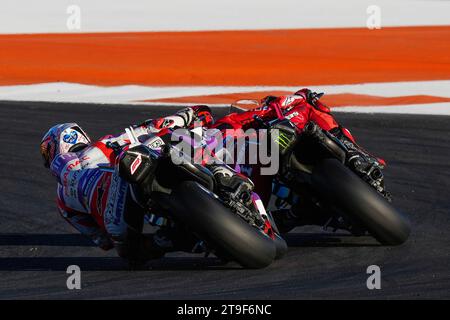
[0,101,449,299]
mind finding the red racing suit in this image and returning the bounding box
[213,89,356,141]
[211,89,384,204]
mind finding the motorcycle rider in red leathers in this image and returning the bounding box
[40,106,253,267]
[211,88,386,231]
[214,88,378,159]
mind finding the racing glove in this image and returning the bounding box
[143,105,214,132]
[329,126,384,170]
[294,88,331,113]
[294,88,324,105]
[329,126,389,200]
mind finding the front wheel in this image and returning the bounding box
[168,181,277,268]
[311,159,411,245]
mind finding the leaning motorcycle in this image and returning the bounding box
[231,99,411,245]
[113,127,287,268]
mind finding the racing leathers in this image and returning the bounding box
[213,88,384,177]
[211,89,385,231]
[50,106,250,265]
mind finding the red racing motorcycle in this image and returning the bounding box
[222,99,411,245]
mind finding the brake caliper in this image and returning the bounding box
[224,183,265,229]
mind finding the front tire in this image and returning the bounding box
[273,233,288,259]
[311,159,411,245]
[168,181,277,268]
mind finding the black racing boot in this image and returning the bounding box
[330,127,382,169]
[329,126,390,199]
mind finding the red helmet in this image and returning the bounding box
[40,123,91,168]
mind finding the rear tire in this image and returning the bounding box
[311,159,411,245]
[168,181,277,268]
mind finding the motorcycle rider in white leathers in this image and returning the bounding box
[40,106,251,267]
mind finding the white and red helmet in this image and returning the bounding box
[40,123,91,168]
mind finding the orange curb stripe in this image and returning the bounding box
[0,26,449,86]
[144,93,450,108]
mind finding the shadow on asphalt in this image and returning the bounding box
[0,232,380,272]
[0,256,237,271]
[284,232,382,247]
[0,233,95,247]
[0,232,381,249]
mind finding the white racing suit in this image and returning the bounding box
[50,106,247,263]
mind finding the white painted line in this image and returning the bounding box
[0,80,449,115]
[1,80,450,103]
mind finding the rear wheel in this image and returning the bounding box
[168,181,277,268]
[311,159,411,245]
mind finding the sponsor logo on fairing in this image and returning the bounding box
[130,154,142,175]
[285,111,299,120]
